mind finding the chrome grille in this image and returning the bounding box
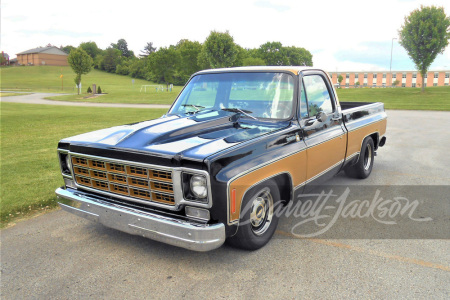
[71,155,175,205]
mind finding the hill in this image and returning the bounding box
[1,66,181,105]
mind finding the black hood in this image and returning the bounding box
[62,110,289,162]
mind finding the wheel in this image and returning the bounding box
[345,137,375,179]
[227,179,280,250]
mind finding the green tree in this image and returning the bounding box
[258,42,286,65]
[201,31,238,68]
[399,5,450,92]
[67,47,93,94]
[258,42,313,66]
[129,58,147,79]
[338,75,343,86]
[393,80,400,87]
[176,39,202,83]
[140,42,157,57]
[60,45,75,54]
[111,39,134,58]
[284,46,313,66]
[116,59,130,75]
[148,46,180,87]
[242,57,266,66]
[79,41,102,60]
[101,48,122,72]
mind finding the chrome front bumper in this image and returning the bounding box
[55,188,225,252]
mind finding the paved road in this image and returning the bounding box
[0,92,171,109]
[1,110,449,299]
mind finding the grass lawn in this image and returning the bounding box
[0,102,168,227]
[336,86,450,111]
[1,66,182,105]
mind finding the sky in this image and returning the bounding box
[1,0,450,72]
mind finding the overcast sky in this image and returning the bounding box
[2,0,449,72]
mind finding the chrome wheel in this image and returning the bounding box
[249,187,274,236]
[364,143,372,171]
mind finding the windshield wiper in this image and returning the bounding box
[182,104,205,112]
[221,108,257,120]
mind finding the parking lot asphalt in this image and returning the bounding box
[1,109,449,299]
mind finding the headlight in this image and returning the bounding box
[59,151,72,176]
[65,155,72,173]
[190,175,208,199]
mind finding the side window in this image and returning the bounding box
[303,75,333,116]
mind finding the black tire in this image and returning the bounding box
[345,137,375,179]
[227,179,280,250]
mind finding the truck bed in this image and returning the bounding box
[340,101,377,111]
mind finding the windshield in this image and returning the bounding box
[169,72,295,120]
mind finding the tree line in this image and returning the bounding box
[61,31,313,86]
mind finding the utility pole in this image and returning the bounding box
[390,38,397,87]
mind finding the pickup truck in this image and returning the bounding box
[56,66,387,251]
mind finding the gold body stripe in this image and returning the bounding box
[228,118,386,224]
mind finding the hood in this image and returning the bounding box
[62,110,289,161]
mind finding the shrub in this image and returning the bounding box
[87,86,92,93]
[97,86,102,94]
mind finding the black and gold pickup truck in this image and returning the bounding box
[56,66,387,251]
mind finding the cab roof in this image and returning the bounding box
[195,66,321,76]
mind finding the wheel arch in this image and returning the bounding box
[240,172,293,207]
[353,132,379,164]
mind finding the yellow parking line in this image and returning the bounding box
[275,230,450,272]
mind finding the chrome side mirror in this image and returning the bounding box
[316,112,327,122]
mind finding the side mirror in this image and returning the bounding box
[316,112,327,122]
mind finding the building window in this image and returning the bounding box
[346,73,349,79]
[402,73,406,79]
[445,73,449,78]
[445,83,449,86]
[363,83,367,87]
[345,83,349,87]
[412,83,416,87]
[433,83,437,87]
[373,73,377,79]
[424,83,427,87]
[413,73,417,78]
[434,73,439,78]
[354,73,358,79]
[329,73,332,78]
[383,73,386,78]
[392,73,397,79]
[372,84,377,87]
[424,73,428,78]
[402,83,406,87]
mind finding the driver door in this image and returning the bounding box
[299,72,346,186]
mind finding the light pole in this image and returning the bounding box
[390,37,397,87]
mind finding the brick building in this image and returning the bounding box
[16,46,68,66]
[329,70,450,88]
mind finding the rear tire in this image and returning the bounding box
[345,137,375,179]
[227,179,280,250]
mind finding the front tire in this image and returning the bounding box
[227,179,280,250]
[345,137,375,179]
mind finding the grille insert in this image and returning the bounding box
[71,155,174,205]
[150,170,172,181]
